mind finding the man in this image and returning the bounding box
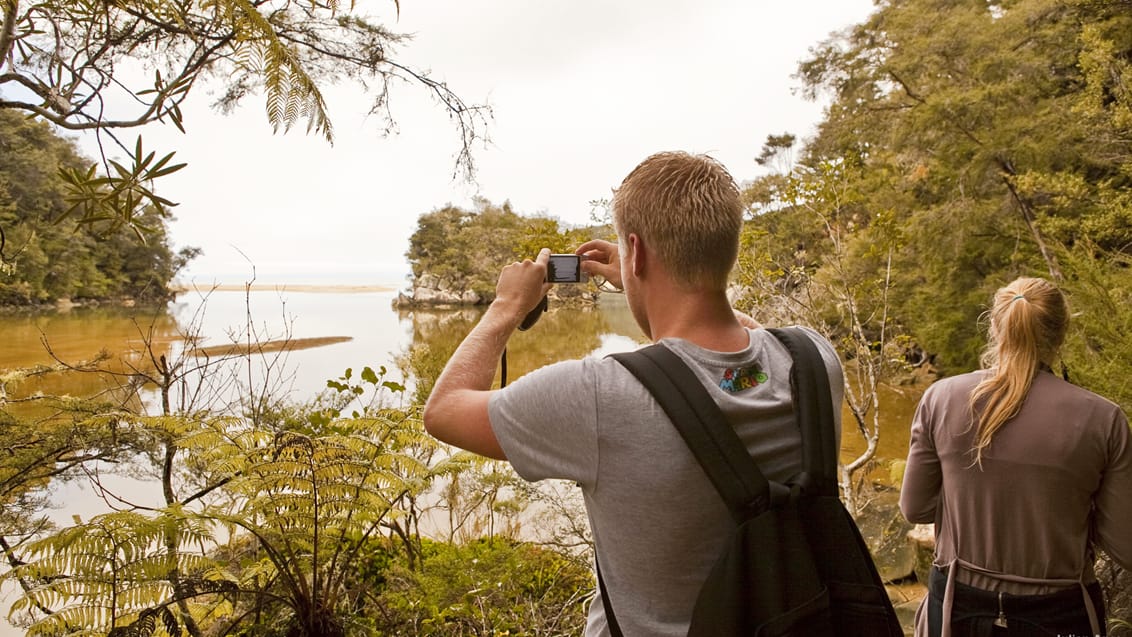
[423,151,843,636]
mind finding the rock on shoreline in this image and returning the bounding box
[393,273,599,308]
[393,274,486,307]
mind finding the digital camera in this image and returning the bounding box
[547,254,588,283]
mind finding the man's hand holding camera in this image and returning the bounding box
[575,239,623,291]
[495,248,553,328]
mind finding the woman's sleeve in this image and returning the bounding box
[900,387,943,524]
[1093,410,1132,569]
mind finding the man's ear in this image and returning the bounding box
[627,233,646,278]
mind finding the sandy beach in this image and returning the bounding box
[173,282,398,294]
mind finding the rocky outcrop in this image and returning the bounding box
[1098,553,1132,636]
[393,273,486,308]
[548,281,600,306]
[907,523,935,586]
[393,272,599,308]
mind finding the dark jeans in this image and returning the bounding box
[927,566,1107,637]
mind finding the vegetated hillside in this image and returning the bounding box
[738,0,1131,415]
[0,111,197,306]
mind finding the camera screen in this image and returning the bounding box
[547,254,584,283]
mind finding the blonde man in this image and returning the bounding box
[424,151,844,636]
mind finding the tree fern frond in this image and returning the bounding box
[27,603,112,636]
[219,0,335,142]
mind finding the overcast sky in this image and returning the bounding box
[77,0,876,286]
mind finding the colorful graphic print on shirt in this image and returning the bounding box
[719,366,768,393]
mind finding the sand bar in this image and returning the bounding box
[190,336,354,357]
[174,283,397,294]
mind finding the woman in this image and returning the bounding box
[900,277,1132,637]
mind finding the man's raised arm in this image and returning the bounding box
[422,249,552,459]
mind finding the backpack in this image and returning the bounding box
[603,327,903,637]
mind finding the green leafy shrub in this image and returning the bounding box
[375,537,591,636]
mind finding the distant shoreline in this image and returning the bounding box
[173,283,399,294]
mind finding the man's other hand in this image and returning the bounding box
[576,239,623,290]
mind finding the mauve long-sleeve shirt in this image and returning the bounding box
[900,370,1132,594]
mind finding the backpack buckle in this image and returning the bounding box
[768,482,802,507]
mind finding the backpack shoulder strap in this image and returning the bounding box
[611,344,772,523]
[766,327,839,496]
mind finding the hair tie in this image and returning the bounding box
[1011,294,1026,303]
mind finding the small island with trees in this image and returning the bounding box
[394,199,604,309]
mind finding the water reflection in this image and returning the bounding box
[0,305,181,418]
[398,298,644,403]
[0,291,645,542]
[840,381,922,467]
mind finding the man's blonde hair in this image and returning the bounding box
[613,151,743,290]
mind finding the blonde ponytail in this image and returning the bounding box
[969,277,1068,464]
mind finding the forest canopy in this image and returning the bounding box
[738,0,1132,410]
[0,111,195,304]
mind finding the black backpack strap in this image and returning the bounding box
[610,344,773,523]
[602,330,841,634]
[766,327,840,496]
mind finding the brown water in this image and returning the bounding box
[1,305,180,401]
[840,379,928,468]
[2,288,415,411]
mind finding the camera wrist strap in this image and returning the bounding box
[500,348,509,388]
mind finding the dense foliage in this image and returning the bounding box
[375,538,590,635]
[0,111,196,304]
[741,0,1132,411]
[736,1,1131,623]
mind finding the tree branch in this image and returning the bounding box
[0,535,57,619]
[999,168,1064,281]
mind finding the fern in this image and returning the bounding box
[7,391,452,636]
[185,412,445,636]
[4,503,231,636]
[213,0,336,142]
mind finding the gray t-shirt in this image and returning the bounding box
[488,327,844,637]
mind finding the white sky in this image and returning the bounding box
[75,0,876,286]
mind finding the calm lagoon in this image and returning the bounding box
[1,283,920,523]
[1,284,646,521]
